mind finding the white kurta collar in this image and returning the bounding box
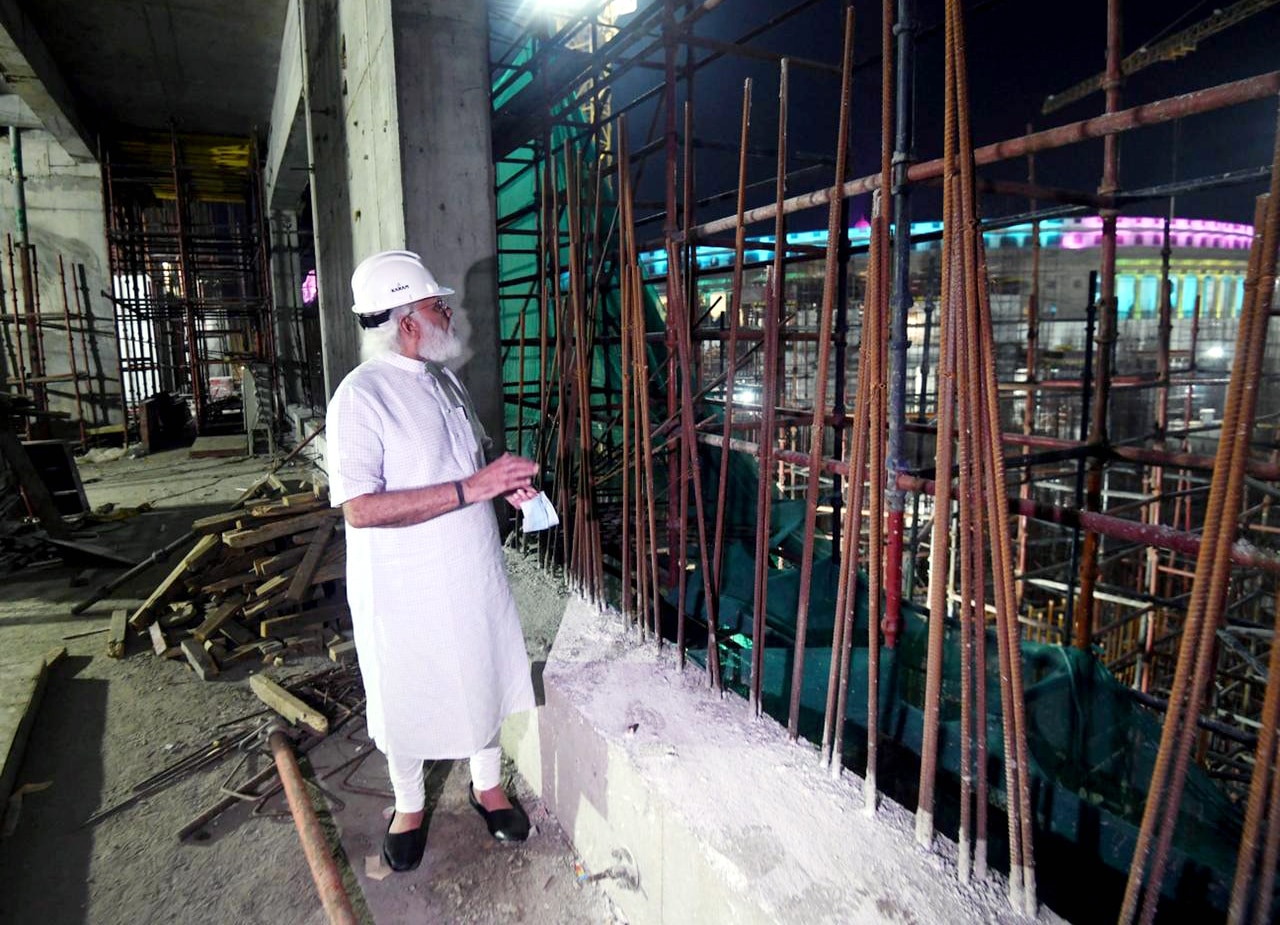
[376,352,427,375]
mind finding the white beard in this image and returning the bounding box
[416,321,464,364]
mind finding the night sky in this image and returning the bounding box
[616,0,1280,230]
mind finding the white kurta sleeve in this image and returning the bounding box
[326,383,386,506]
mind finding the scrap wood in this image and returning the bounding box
[181,638,219,680]
[192,592,247,642]
[107,609,128,658]
[249,674,329,736]
[222,509,339,549]
[253,546,306,578]
[287,522,334,602]
[328,639,356,663]
[129,533,220,628]
[148,622,169,655]
[260,604,351,639]
[253,572,292,599]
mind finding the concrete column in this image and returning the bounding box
[295,0,504,453]
[0,129,115,430]
[391,0,505,455]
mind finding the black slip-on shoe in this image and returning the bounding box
[468,783,530,843]
[381,814,428,872]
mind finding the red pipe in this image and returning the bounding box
[267,728,358,925]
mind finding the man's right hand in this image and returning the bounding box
[463,453,539,504]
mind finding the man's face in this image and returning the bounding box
[408,295,463,363]
[412,296,453,332]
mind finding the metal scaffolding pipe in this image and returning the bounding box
[687,69,1280,240]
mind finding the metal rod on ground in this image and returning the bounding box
[266,726,358,925]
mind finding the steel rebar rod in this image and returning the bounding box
[788,5,854,740]
[1228,590,1280,924]
[711,79,752,611]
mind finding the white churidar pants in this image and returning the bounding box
[385,734,502,814]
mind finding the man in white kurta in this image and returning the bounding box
[326,249,539,873]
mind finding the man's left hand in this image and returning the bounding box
[504,486,539,509]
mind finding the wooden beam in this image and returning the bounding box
[222,509,338,549]
[180,638,219,680]
[249,674,329,736]
[128,534,220,628]
[191,592,247,643]
[106,609,127,659]
[287,523,333,602]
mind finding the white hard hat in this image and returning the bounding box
[350,250,454,328]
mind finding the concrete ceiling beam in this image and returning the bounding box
[0,93,43,129]
[0,0,94,162]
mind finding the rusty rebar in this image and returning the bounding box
[712,79,753,611]
[1121,152,1278,922]
[749,59,788,716]
[788,4,854,739]
[1229,590,1280,924]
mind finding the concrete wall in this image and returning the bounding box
[0,129,117,433]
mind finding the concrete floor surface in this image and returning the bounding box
[0,448,618,925]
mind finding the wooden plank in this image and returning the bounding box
[106,609,127,659]
[253,573,290,599]
[259,603,350,638]
[249,496,323,518]
[328,639,357,663]
[253,546,307,578]
[219,622,254,647]
[191,592,247,643]
[180,638,219,680]
[249,674,329,736]
[148,621,169,656]
[191,509,250,536]
[129,534,220,628]
[243,590,291,621]
[286,522,333,602]
[221,509,338,549]
[200,571,259,595]
[311,559,346,586]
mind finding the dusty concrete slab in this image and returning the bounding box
[526,596,1071,925]
[0,653,51,812]
[188,435,249,459]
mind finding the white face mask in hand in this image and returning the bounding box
[520,491,560,533]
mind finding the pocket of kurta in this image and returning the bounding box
[444,406,479,472]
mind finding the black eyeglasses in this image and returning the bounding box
[419,300,452,319]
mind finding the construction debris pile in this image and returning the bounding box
[108,474,355,678]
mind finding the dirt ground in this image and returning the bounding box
[0,448,621,925]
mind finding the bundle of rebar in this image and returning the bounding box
[914,0,1036,912]
[1122,102,1280,925]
